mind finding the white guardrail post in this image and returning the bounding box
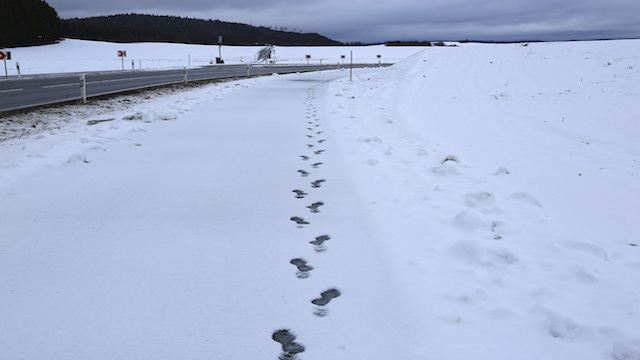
[184,67,188,84]
[79,74,87,104]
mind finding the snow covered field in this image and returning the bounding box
[1,38,424,76]
[1,39,639,360]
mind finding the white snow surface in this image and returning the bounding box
[2,38,423,76]
[1,39,639,360]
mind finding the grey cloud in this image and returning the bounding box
[47,0,640,42]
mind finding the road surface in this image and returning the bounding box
[0,63,386,113]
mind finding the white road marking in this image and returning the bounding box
[0,88,23,93]
[42,83,75,89]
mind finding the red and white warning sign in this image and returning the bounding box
[0,51,11,60]
[117,50,127,57]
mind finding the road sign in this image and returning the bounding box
[117,50,126,57]
[0,51,11,60]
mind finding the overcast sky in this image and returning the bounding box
[47,0,640,43]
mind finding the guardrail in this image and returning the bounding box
[0,63,392,113]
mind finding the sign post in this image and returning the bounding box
[117,50,127,71]
[1,51,11,79]
[306,55,311,65]
[377,54,381,65]
[217,36,224,64]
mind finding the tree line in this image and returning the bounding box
[0,0,61,47]
[0,0,341,48]
[61,14,342,46]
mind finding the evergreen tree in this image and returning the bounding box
[61,14,341,46]
[0,0,61,47]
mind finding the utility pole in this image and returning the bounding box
[349,51,353,81]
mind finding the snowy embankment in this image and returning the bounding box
[325,40,640,359]
[1,38,423,76]
[0,39,638,360]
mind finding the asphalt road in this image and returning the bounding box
[0,63,385,113]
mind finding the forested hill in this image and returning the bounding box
[61,14,342,46]
[0,0,60,47]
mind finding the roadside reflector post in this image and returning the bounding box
[377,54,381,65]
[79,74,87,104]
[16,62,21,79]
[247,64,251,77]
[3,58,6,79]
[184,67,188,84]
[306,54,311,65]
[131,60,134,71]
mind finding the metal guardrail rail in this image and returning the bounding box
[0,63,392,113]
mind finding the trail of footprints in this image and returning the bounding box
[273,86,341,359]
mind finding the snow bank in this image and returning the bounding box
[1,39,424,75]
[0,39,638,360]
[324,39,640,359]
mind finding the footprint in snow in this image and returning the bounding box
[317,139,326,144]
[306,144,315,148]
[311,162,323,168]
[272,329,305,359]
[290,258,313,279]
[311,179,326,188]
[292,189,307,199]
[312,289,341,317]
[307,201,324,213]
[300,155,310,161]
[306,135,314,139]
[314,150,325,155]
[290,217,309,227]
[310,234,330,252]
[297,170,310,177]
